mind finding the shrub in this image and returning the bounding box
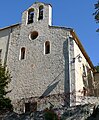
[44,108,58,120]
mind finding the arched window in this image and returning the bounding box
[83,87,87,96]
[45,41,50,54]
[28,8,34,24]
[83,65,86,77]
[38,5,43,20]
[21,47,25,60]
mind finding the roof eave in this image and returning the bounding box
[70,29,95,71]
[0,23,20,31]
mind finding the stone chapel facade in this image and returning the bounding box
[0,2,95,113]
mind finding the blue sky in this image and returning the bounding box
[0,0,98,66]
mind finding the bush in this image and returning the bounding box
[44,108,58,120]
[0,64,13,111]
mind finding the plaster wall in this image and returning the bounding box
[73,40,94,104]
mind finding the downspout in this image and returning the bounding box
[4,27,12,66]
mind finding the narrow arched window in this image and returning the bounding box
[83,65,86,77]
[38,5,43,20]
[28,8,34,24]
[21,47,25,60]
[45,41,50,54]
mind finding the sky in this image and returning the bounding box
[0,0,99,66]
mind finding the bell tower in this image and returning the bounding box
[21,2,52,26]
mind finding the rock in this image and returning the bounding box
[1,104,98,120]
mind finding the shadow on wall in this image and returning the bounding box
[39,39,70,107]
[39,51,65,98]
[39,80,60,98]
[63,39,70,106]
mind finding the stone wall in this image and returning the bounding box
[0,2,95,114]
[0,28,11,65]
[6,2,71,112]
[1,99,99,120]
[94,72,99,97]
[73,38,94,104]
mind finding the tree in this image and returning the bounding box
[93,0,99,32]
[0,64,12,111]
[95,64,99,72]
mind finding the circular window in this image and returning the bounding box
[29,31,38,40]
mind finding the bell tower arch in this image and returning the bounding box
[21,2,52,26]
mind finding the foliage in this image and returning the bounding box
[44,108,59,120]
[0,64,13,111]
[93,0,99,32]
[95,64,99,72]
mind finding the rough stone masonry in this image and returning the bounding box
[0,2,95,113]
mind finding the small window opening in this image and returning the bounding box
[21,47,25,60]
[28,8,34,24]
[25,102,37,113]
[45,41,50,54]
[25,103,30,112]
[83,87,87,96]
[38,5,43,20]
[83,65,86,77]
[29,31,38,40]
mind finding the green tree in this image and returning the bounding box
[93,0,99,32]
[0,64,12,111]
[95,64,99,72]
